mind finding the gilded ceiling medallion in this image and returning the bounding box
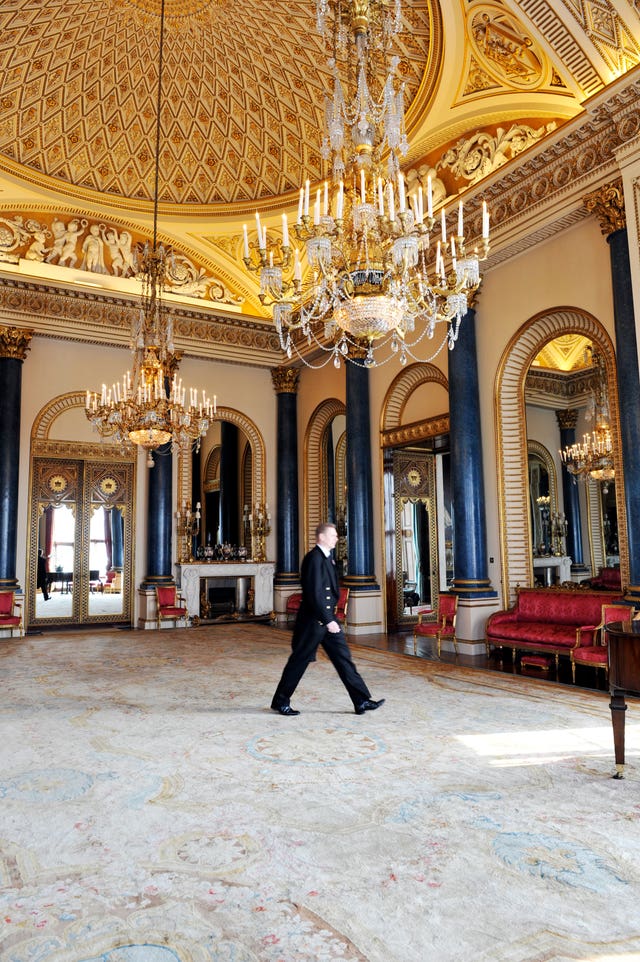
[468,6,547,89]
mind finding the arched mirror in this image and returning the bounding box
[527,443,557,557]
[390,447,439,626]
[197,419,252,557]
[526,334,618,585]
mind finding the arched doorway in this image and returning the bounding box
[29,392,136,628]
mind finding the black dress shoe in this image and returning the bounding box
[354,698,385,715]
[271,704,300,716]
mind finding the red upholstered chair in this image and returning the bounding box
[0,590,24,638]
[413,592,458,657]
[285,592,302,624]
[336,587,349,624]
[571,602,632,683]
[286,587,349,625]
[155,585,188,629]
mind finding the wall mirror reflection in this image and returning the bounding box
[199,420,252,557]
[525,333,620,586]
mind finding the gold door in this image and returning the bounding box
[29,457,135,627]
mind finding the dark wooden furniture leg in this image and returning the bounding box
[609,689,627,779]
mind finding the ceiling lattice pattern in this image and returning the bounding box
[0,0,433,207]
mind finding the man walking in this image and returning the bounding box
[271,522,384,716]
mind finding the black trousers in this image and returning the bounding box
[272,622,371,709]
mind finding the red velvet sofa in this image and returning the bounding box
[588,566,622,592]
[485,587,623,670]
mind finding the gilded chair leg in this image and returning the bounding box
[452,635,458,657]
[413,631,418,656]
[571,659,576,683]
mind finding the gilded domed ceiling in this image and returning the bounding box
[0,0,639,340]
[0,0,434,207]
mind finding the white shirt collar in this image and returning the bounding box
[317,543,332,558]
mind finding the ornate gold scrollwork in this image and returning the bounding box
[583,182,626,236]
[0,325,33,360]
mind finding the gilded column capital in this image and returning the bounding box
[271,366,300,394]
[583,182,626,236]
[0,326,33,360]
[556,408,578,430]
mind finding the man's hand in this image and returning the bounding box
[326,620,341,633]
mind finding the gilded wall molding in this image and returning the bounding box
[495,308,627,604]
[381,416,450,449]
[0,324,32,359]
[480,76,640,269]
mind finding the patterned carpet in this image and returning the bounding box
[2,625,640,962]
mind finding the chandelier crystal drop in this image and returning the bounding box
[243,0,490,368]
[85,0,215,466]
[560,349,615,489]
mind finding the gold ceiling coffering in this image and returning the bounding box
[560,348,614,489]
[244,0,490,369]
[85,0,215,467]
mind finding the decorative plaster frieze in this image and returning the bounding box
[0,276,282,366]
[0,212,241,306]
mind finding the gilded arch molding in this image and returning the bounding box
[304,398,346,555]
[495,308,627,603]
[178,406,266,516]
[31,391,135,462]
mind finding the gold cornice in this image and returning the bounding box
[583,181,626,236]
[0,325,33,359]
[0,276,282,364]
[381,414,449,449]
[271,367,300,394]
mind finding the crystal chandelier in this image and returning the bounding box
[85,0,215,467]
[244,0,490,368]
[560,349,615,488]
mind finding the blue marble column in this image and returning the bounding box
[608,227,640,592]
[0,327,32,590]
[448,308,496,599]
[556,409,585,570]
[141,441,173,588]
[271,367,300,585]
[585,183,640,597]
[344,361,378,590]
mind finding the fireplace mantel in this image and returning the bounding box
[176,561,276,621]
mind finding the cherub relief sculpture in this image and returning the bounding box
[0,213,241,306]
[81,224,108,274]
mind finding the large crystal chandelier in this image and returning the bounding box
[244,0,490,368]
[86,0,215,466]
[561,349,615,488]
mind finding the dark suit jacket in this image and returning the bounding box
[292,545,340,645]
